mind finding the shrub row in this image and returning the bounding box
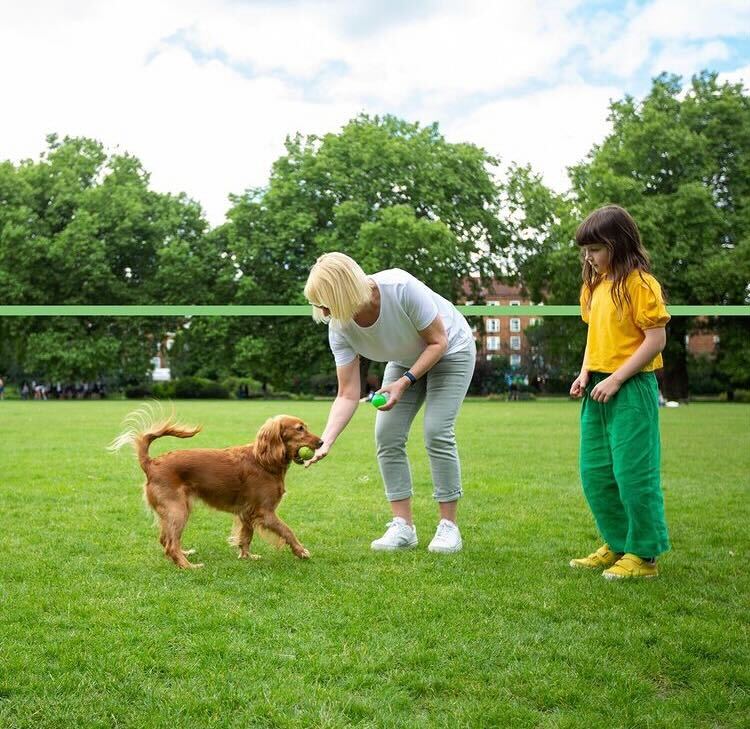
[124,376,296,400]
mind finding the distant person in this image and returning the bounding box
[21,382,30,400]
[303,252,475,554]
[569,205,670,580]
[0,375,4,400]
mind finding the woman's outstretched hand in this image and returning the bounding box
[304,441,330,468]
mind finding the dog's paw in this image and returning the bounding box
[297,548,311,559]
[238,552,262,560]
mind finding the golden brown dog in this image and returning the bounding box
[110,409,323,568]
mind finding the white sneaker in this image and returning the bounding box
[428,519,462,554]
[370,517,418,551]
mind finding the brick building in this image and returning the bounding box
[463,279,718,365]
[462,279,538,368]
[686,320,719,357]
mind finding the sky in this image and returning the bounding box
[1,0,749,226]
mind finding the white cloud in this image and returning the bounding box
[447,83,621,193]
[178,0,590,106]
[0,1,747,224]
[0,1,359,223]
[721,64,750,90]
[627,0,750,40]
[650,41,730,78]
[585,0,750,78]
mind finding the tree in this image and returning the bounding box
[500,164,586,387]
[570,72,750,398]
[202,114,505,391]
[506,73,750,398]
[0,135,217,385]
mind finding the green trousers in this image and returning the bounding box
[580,372,670,557]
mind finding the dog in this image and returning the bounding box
[109,408,323,568]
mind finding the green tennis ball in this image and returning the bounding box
[298,446,314,461]
[371,393,388,408]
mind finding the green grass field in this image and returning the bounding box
[1,400,748,728]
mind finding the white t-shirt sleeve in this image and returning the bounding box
[400,276,439,331]
[328,326,358,367]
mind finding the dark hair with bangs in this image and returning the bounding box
[576,204,652,315]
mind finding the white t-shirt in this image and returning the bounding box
[328,269,473,368]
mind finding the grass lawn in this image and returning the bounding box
[0,399,748,728]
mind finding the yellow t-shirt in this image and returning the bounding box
[581,270,670,373]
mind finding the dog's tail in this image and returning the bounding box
[108,404,202,472]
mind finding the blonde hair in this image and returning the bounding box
[304,252,372,323]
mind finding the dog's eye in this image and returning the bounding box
[297,424,305,431]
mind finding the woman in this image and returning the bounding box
[303,252,476,554]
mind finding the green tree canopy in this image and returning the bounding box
[173,115,505,390]
[508,73,750,397]
[571,72,750,396]
[0,135,217,383]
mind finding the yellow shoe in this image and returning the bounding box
[569,544,620,569]
[603,554,659,580]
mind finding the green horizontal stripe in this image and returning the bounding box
[460,305,750,316]
[0,305,748,316]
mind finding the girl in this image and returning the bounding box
[303,252,475,554]
[569,205,671,579]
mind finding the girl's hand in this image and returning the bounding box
[376,378,410,412]
[304,441,330,468]
[570,371,590,398]
[590,375,622,403]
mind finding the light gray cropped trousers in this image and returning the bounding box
[374,343,476,503]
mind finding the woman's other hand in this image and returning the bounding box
[375,378,410,411]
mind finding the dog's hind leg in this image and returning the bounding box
[157,494,202,569]
[156,524,194,556]
[145,482,184,560]
[259,512,310,559]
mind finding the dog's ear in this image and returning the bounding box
[254,417,287,471]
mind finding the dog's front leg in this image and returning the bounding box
[260,513,310,559]
[237,514,261,560]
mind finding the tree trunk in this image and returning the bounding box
[662,319,690,400]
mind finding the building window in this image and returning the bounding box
[510,300,520,306]
[510,336,521,350]
[486,318,499,333]
[488,300,500,306]
[486,336,500,351]
[529,318,537,326]
[510,318,521,332]
[510,354,521,366]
